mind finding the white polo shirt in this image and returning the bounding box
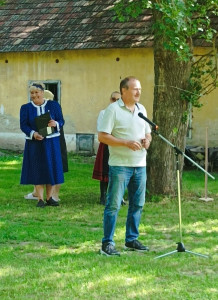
[98,99,151,167]
[97,109,105,131]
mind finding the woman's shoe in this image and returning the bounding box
[24,192,38,200]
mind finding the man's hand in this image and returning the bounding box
[127,140,142,151]
[141,138,151,150]
[98,132,151,151]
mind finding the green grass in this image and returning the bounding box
[0,150,217,300]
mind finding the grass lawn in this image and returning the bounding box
[0,150,217,300]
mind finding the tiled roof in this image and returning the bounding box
[0,0,216,53]
[0,0,153,52]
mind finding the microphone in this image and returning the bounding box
[138,112,158,130]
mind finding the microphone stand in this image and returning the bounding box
[140,115,215,259]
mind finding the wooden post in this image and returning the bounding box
[199,127,214,202]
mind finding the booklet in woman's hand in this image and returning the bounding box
[35,112,55,137]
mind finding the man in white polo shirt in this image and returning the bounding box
[98,76,152,256]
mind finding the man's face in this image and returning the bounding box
[122,79,141,103]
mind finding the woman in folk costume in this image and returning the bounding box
[24,89,68,202]
[20,82,64,208]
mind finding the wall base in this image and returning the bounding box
[0,132,99,154]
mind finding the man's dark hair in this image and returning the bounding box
[120,76,138,94]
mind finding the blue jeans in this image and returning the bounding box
[102,166,146,245]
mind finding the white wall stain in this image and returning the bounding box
[0,104,4,115]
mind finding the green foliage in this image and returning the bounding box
[112,0,149,21]
[181,49,218,107]
[153,0,193,61]
[114,0,217,60]
[182,110,188,123]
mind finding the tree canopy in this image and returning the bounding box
[114,0,217,104]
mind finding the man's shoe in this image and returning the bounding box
[36,199,45,208]
[100,243,120,256]
[125,240,149,252]
[52,196,61,202]
[46,197,59,206]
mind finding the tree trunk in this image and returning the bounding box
[147,11,192,196]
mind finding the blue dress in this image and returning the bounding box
[20,100,64,186]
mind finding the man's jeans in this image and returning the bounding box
[102,166,146,245]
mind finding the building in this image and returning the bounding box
[0,0,217,154]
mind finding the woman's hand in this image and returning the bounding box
[48,119,56,128]
[33,132,44,140]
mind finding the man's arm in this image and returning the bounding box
[141,133,152,149]
[145,133,152,142]
[98,132,142,151]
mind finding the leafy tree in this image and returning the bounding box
[114,0,217,197]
